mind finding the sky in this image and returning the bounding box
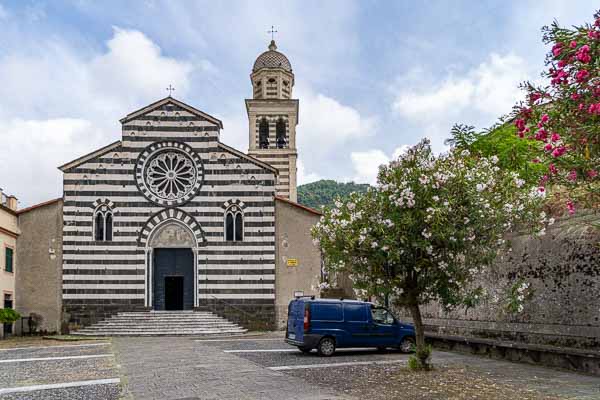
[0,0,597,207]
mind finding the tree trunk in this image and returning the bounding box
[408,302,430,369]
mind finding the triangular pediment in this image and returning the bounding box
[120,97,223,129]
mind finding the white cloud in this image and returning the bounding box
[391,53,532,150]
[297,86,377,154]
[350,145,410,185]
[297,159,321,185]
[1,118,107,206]
[0,28,198,206]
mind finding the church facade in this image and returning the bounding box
[57,41,309,328]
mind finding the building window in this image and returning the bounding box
[259,118,269,149]
[225,206,243,242]
[3,293,12,309]
[276,118,287,148]
[4,248,13,273]
[94,207,113,241]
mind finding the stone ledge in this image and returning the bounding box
[426,332,600,376]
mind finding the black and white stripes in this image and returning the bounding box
[61,98,277,322]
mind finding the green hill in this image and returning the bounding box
[297,180,370,210]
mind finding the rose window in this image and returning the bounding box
[146,152,197,200]
[135,141,204,206]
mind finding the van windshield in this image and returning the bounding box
[370,306,395,325]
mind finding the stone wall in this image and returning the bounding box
[15,199,63,334]
[395,211,600,349]
[274,198,322,329]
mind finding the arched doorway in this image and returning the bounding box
[146,221,198,310]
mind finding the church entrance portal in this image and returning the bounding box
[153,248,194,311]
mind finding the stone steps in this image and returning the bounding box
[72,311,247,337]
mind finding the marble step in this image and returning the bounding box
[72,311,247,337]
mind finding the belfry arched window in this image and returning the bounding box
[259,118,269,149]
[93,204,113,241]
[224,206,243,242]
[276,118,287,148]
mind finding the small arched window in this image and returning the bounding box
[224,206,243,242]
[276,118,287,148]
[94,212,105,241]
[93,204,114,242]
[259,118,269,149]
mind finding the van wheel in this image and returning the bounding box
[317,337,336,357]
[398,336,415,353]
[298,346,312,353]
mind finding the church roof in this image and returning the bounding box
[275,196,322,216]
[218,143,278,174]
[120,97,224,129]
[253,40,292,73]
[58,140,121,172]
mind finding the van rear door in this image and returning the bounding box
[286,299,305,342]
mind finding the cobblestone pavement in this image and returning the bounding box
[112,336,349,400]
[0,340,121,399]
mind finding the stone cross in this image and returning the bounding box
[166,84,175,97]
[268,26,278,41]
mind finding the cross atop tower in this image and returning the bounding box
[166,84,175,97]
[267,25,278,41]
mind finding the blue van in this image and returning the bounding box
[285,298,415,356]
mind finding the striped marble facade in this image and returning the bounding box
[61,98,277,325]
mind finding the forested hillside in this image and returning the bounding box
[297,180,370,210]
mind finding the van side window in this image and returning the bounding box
[371,307,395,325]
[344,304,368,322]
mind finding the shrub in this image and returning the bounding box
[0,308,21,324]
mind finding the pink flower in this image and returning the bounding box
[588,170,598,178]
[566,201,575,215]
[575,69,589,82]
[535,128,548,141]
[532,158,541,164]
[558,60,567,68]
[588,103,599,114]
[529,92,542,103]
[515,118,526,131]
[538,186,546,194]
[569,40,578,48]
[552,145,567,158]
[571,93,580,101]
[552,43,563,57]
[549,163,558,175]
[567,170,577,181]
[541,114,549,123]
[551,132,561,142]
[576,45,591,63]
[540,175,549,184]
[544,143,553,151]
[579,103,585,111]
[588,30,600,40]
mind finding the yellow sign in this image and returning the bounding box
[286,258,298,267]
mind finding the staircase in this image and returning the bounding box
[72,311,248,336]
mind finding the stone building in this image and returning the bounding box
[0,192,18,337]
[25,40,323,331]
[15,198,63,334]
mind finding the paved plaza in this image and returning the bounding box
[0,335,598,399]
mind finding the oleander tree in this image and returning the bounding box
[513,10,600,213]
[312,139,548,369]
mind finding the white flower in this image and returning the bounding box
[371,241,378,249]
[461,149,470,157]
[419,175,429,185]
[432,195,439,202]
[515,178,525,188]
[476,183,486,192]
[422,230,432,239]
[548,217,555,226]
[490,155,499,164]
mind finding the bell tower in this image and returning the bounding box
[246,40,299,202]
